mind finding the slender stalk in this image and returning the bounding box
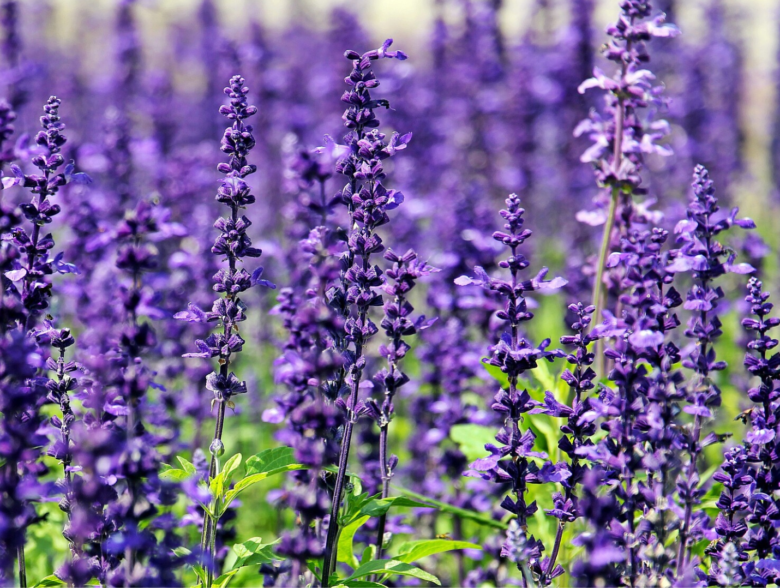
[321,365,362,586]
[676,412,702,573]
[590,42,628,376]
[201,397,227,588]
[17,545,25,588]
[374,424,389,560]
[676,229,713,574]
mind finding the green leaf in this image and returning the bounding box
[159,467,192,482]
[245,447,297,475]
[306,559,322,582]
[450,424,496,462]
[530,359,557,393]
[361,544,377,565]
[323,464,360,479]
[345,559,440,585]
[339,581,385,587]
[395,539,481,564]
[213,569,239,588]
[192,564,207,588]
[338,515,370,569]
[483,363,509,390]
[232,537,280,569]
[176,456,197,475]
[393,486,507,530]
[32,575,66,587]
[210,471,226,502]
[222,453,242,485]
[173,546,192,558]
[358,496,433,518]
[223,463,306,508]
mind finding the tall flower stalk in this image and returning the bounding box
[457,193,566,586]
[575,0,677,362]
[175,75,273,585]
[668,165,754,575]
[0,96,85,587]
[320,39,409,586]
[371,249,435,558]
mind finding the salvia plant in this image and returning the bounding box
[2,0,780,587]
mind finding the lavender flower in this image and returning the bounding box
[707,278,780,584]
[174,74,273,584]
[575,0,678,338]
[0,96,85,586]
[458,193,566,585]
[3,97,86,330]
[539,302,601,582]
[369,249,436,556]
[319,40,409,586]
[668,165,754,575]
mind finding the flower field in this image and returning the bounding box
[1,0,778,586]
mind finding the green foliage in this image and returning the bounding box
[393,486,508,530]
[32,576,66,587]
[483,362,509,390]
[231,537,280,569]
[394,539,481,563]
[341,558,440,585]
[449,423,495,462]
[338,516,371,569]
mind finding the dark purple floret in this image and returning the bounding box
[2,97,86,331]
[706,277,780,583]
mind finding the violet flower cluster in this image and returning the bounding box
[458,193,566,585]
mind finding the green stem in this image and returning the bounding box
[591,185,619,376]
[17,545,26,588]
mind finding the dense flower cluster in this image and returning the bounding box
[459,193,566,584]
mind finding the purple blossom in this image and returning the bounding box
[458,193,566,585]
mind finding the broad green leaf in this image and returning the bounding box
[450,424,496,462]
[222,453,242,485]
[483,363,509,390]
[393,486,507,530]
[395,539,481,563]
[232,537,280,569]
[159,467,191,482]
[223,463,306,507]
[213,569,239,588]
[345,559,440,585]
[338,581,385,587]
[358,496,433,518]
[245,447,297,475]
[32,575,66,587]
[338,515,370,569]
[361,544,376,564]
[176,456,197,475]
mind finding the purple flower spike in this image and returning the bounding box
[320,40,410,587]
[674,165,754,576]
[458,193,566,586]
[175,75,270,582]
